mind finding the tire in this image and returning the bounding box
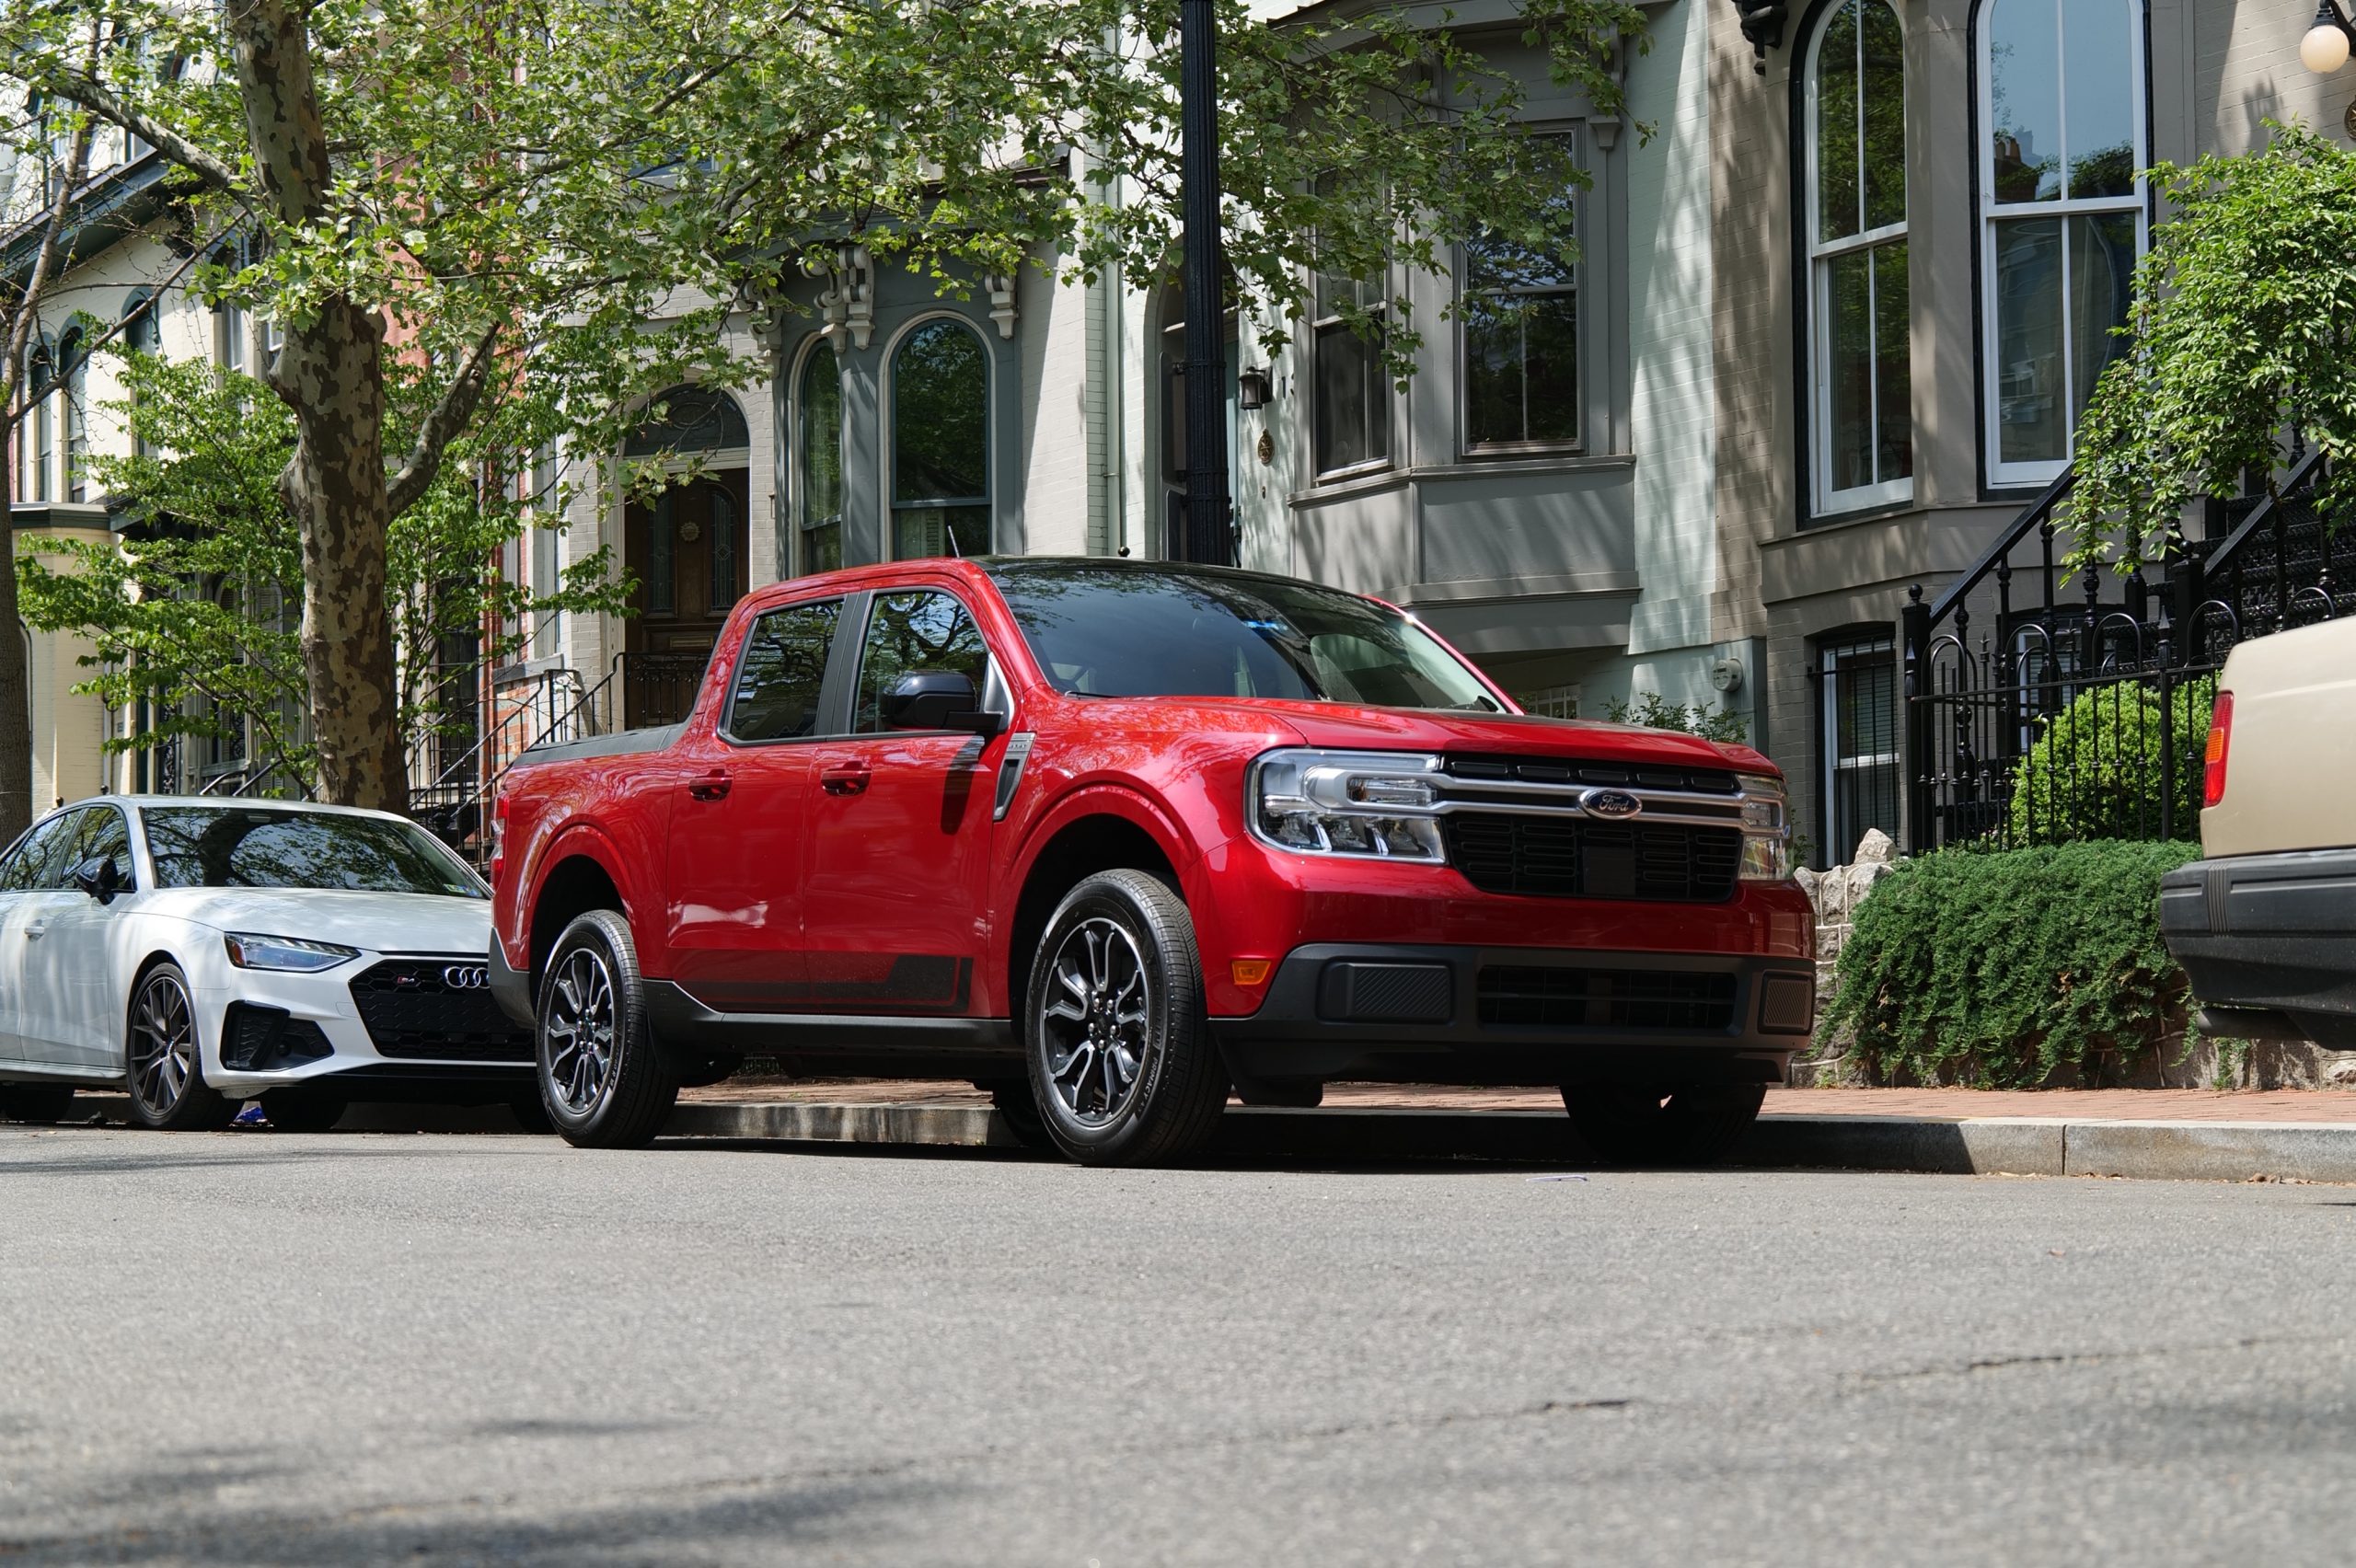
[1022,869,1227,1167]
[125,963,238,1131]
[537,909,678,1149]
[0,1084,75,1124]
[260,1090,347,1134]
[1562,1082,1766,1168]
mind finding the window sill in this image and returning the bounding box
[1289,451,1634,508]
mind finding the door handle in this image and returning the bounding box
[820,761,871,797]
[687,768,732,801]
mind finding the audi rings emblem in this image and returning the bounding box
[443,965,491,990]
[1578,787,1645,821]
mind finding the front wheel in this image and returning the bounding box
[1563,1082,1765,1167]
[537,909,677,1149]
[1023,870,1227,1167]
[0,1084,75,1124]
[125,964,238,1131]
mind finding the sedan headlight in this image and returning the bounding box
[224,932,362,972]
[1249,749,1447,862]
[1734,773,1793,882]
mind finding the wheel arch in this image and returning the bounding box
[1004,800,1189,1024]
[527,846,631,989]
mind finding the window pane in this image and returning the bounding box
[1992,217,2066,465]
[1825,248,1876,494]
[893,321,988,503]
[1873,240,1913,484]
[648,494,675,614]
[1316,321,1376,473]
[709,488,738,608]
[1523,294,1580,445]
[1986,0,2062,203]
[800,349,843,529]
[2061,0,2135,197]
[2068,211,2137,421]
[1825,642,1900,864]
[1816,0,1861,243]
[1462,293,1519,447]
[142,808,481,896]
[730,599,838,742]
[19,811,88,891]
[853,591,989,732]
[891,505,989,562]
[1861,0,1906,231]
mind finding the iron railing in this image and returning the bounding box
[1896,450,2344,855]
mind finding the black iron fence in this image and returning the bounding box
[1898,449,2350,855]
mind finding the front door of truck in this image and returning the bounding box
[661,596,845,1012]
[798,588,1001,1014]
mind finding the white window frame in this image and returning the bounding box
[1805,0,1911,516]
[1819,634,1900,866]
[1974,0,2148,490]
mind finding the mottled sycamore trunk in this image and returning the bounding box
[227,0,407,812]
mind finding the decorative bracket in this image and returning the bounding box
[986,272,1019,340]
[1731,0,1787,75]
[808,243,875,352]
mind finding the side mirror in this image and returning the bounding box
[880,671,1005,736]
[73,855,123,905]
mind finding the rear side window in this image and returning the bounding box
[728,598,840,742]
[852,590,989,732]
[0,812,86,893]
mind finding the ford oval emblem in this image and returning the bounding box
[1579,788,1644,821]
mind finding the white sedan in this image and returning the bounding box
[0,796,536,1132]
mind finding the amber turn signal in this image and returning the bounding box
[1230,959,1273,987]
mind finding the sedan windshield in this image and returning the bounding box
[142,808,485,898]
[987,563,1504,710]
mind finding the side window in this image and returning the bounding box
[80,808,133,885]
[853,590,990,733]
[728,599,841,743]
[10,812,88,892]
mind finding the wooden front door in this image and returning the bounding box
[623,472,750,727]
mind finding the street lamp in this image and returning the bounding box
[2304,0,2353,74]
[1178,0,1233,566]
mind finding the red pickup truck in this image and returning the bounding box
[489,559,1814,1166]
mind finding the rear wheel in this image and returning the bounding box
[259,1091,348,1134]
[125,964,237,1131]
[0,1084,75,1124]
[1562,1082,1765,1167]
[1023,870,1227,1167]
[537,909,677,1149]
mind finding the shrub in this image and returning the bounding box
[1603,692,1748,744]
[1817,839,2202,1087]
[2004,679,2212,845]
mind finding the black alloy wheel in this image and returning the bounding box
[0,1084,75,1124]
[1562,1082,1767,1167]
[537,909,677,1149]
[260,1091,348,1134]
[1023,869,1227,1167]
[125,963,238,1131]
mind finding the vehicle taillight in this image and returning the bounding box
[2202,691,2234,809]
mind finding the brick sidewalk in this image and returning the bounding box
[683,1078,2356,1124]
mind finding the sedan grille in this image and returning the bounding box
[349,959,531,1063]
[1443,815,1743,903]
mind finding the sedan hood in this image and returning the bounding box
[1124,699,1773,774]
[137,887,492,955]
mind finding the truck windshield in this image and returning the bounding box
[987,563,1504,710]
[142,807,486,897]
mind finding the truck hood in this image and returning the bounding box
[136,887,494,954]
[1193,700,1773,773]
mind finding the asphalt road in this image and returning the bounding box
[5,1126,2355,1566]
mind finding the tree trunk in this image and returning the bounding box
[0,456,33,839]
[226,0,408,811]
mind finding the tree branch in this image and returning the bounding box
[32,63,248,198]
[383,319,502,517]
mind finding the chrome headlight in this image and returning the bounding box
[1248,749,1447,862]
[224,932,362,972]
[1734,772,1793,882]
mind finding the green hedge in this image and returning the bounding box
[2005,681,2213,845]
[1818,839,2202,1087]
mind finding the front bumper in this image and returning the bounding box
[198,953,533,1097]
[2161,850,2356,1048]
[1208,942,1816,1087]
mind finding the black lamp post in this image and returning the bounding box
[1178,0,1233,566]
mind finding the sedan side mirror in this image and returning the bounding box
[880,671,1005,736]
[73,855,124,905]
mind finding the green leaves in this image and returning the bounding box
[2066,122,2356,576]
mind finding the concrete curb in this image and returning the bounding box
[664,1101,2356,1182]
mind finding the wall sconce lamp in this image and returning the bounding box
[1237,367,1273,410]
[2304,0,2353,74]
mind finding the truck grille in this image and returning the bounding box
[1478,967,1738,1032]
[1443,815,1743,903]
[349,959,532,1063]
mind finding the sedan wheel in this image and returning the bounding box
[126,964,237,1131]
[537,909,676,1148]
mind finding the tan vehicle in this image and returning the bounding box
[2160,618,2356,1048]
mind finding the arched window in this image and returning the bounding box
[797,347,844,574]
[57,328,87,503]
[1977,0,2146,487]
[622,384,750,456]
[1806,0,1910,514]
[890,318,989,560]
[123,291,159,458]
[22,338,54,503]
